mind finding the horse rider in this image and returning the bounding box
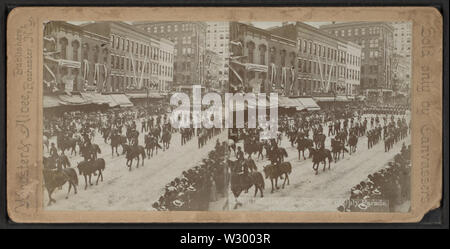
[50,142,58,160]
[236,146,244,164]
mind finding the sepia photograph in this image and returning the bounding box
[41,20,411,213]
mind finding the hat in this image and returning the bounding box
[373,189,381,195]
[358,202,369,210]
[173,199,184,207]
[187,186,196,192]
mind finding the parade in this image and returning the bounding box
[41,20,413,212]
[42,99,411,211]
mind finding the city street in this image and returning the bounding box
[45,122,227,210]
[210,115,410,212]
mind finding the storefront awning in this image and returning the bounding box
[314,96,350,102]
[109,94,134,107]
[296,98,321,111]
[126,92,163,99]
[43,95,61,108]
[58,94,88,105]
[80,92,110,105]
[245,63,268,72]
[278,96,304,109]
[102,95,119,107]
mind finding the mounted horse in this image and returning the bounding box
[76,158,106,189]
[110,133,127,157]
[313,132,326,149]
[310,148,333,175]
[244,138,264,160]
[124,145,146,171]
[331,138,348,162]
[296,137,313,160]
[348,134,358,154]
[228,159,265,209]
[145,134,162,158]
[80,142,101,161]
[263,162,292,193]
[160,130,172,151]
[60,136,81,156]
[43,156,78,206]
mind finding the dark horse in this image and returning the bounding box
[331,138,348,162]
[313,133,326,149]
[244,139,265,160]
[160,130,172,151]
[263,162,292,193]
[77,158,106,190]
[124,145,146,171]
[348,134,358,154]
[267,147,288,164]
[43,156,78,206]
[61,137,80,155]
[310,148,333,175]
[296,137,313,160]
[229,160,265,209]
[80,143,101,161]
[110,134,127,157]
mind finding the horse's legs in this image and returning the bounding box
[84,175,88,189]
[66,182,72,199]
[47,188,54,206]
[275,177,279,189]
[142,154,145,166]
[136,157,139,168]
[254,185,258,197]
[96,170,101,185]
[89,174,93,185]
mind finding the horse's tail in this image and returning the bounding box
[256,172,265,190]
[286,162,292,174]
[99,158,106,171]
[65,168,78,186]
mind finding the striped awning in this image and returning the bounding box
[296,98,321,111]
[109,94,134,107]
[43,95,61,108]
[80,92,110,105]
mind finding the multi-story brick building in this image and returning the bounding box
[206,22,229,91]
[133,21,207,88]
[82,22,174,94]
[205,49,224,91]
[44,21,110,94]
[320,22,394,99]
[270,22,361,99]
[229,22,298,96]
[391,22,412,94]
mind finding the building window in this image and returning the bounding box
[259,44,266,65]
[247,41,255,64]
[71,40,80,61]
[59,37,68,60]
[280,49,286,67]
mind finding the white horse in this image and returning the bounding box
[43,135,49,152]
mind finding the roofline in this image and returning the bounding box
[232,22,297,45]
[295,22,361,48]
[319,21,395,32]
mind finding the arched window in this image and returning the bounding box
[258,44,266,65]
[280,49,286,67]
[59,37,68,59]
[71,40,80,61]
[270,47,276,64]
[247,41,255,63]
